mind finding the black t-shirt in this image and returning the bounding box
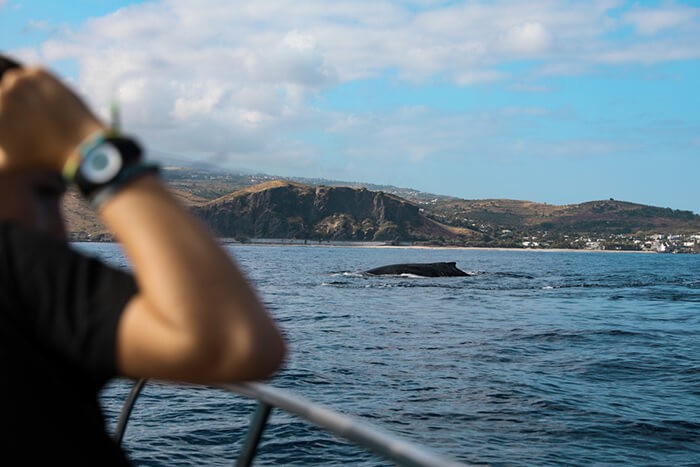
[0,222,137,465]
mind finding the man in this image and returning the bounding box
[0,56,286,463]
[0,169,67,238]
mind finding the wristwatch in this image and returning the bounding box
[70,133,159,208]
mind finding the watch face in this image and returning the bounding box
[82,143,123,184]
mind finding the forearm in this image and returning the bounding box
[99,174,286,382]
[100,175,248,331]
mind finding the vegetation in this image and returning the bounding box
[62,167,700,253]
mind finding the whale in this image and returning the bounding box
[364,261,469,277]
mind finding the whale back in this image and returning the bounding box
[365,261,468,277]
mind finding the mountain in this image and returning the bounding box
[195,180,474,243]
[423,198,700,234]
[61,167,700,252]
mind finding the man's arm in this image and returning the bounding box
[105,175,286,383]
[0,64,286,383]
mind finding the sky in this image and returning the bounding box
[2,0,699,213]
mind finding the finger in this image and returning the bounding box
[0,68,39,132]
[0,55,22,80]
[0,68,30,109]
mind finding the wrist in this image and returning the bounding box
[64,131,160,209]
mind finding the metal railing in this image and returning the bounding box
[114,378,468,467]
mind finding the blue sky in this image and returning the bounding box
[2,0,699,213]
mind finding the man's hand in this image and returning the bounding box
[0,55,22,79]
[0,60,106,172]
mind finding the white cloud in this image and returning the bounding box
[38,1,700,90]
[21,19,52,33]
[455,69,508,85]
[284,30,315,52]
[501,22,552,54]
[623,3,698,35]
[23,0,700,172]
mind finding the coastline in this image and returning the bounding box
[214,238,660,254]
[69,237,672,254]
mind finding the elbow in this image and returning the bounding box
[213,319,288,383]
[176,295,288,384]
[256,327,287,380]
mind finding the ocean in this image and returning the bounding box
[74,242,700,466]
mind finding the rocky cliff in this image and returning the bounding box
[195,180,468,242]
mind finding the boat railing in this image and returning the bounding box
[113,378,468,467]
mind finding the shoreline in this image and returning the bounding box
[215,238,660,254]
[70,237,681,254]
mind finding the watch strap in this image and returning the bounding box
[66,132,161,209]
[88,162,160,209]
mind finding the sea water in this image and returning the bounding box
[74,243,700,466]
